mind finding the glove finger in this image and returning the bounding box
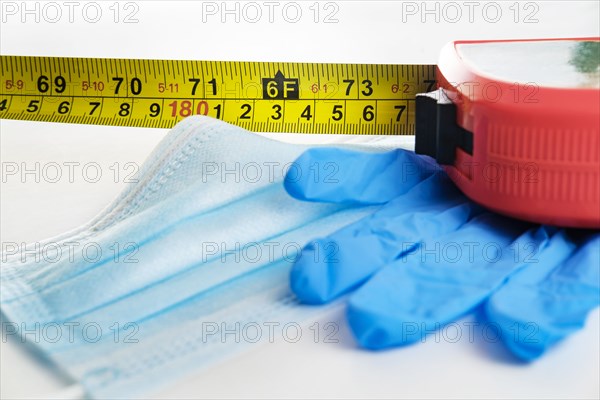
[485,232,600,361]
[346,215,545,350]
[284,147,440,205]
[290,174,478,304]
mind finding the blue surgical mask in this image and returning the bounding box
[1,116,381,399]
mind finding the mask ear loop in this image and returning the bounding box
[47,384,86,400]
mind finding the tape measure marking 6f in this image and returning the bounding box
[0,56,436,134]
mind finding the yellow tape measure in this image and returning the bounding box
[0,56,436,134]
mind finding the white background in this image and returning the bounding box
[1,1,599,399]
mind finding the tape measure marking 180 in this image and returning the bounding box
[0,56,436,134]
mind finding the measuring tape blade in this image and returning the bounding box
[0,56,436,134]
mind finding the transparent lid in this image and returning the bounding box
[456,40,599,89]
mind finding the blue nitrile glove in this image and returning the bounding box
[284,147,600,361]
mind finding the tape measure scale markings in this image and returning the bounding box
[0,56,436,134]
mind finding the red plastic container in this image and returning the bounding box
[434,38,600,228]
